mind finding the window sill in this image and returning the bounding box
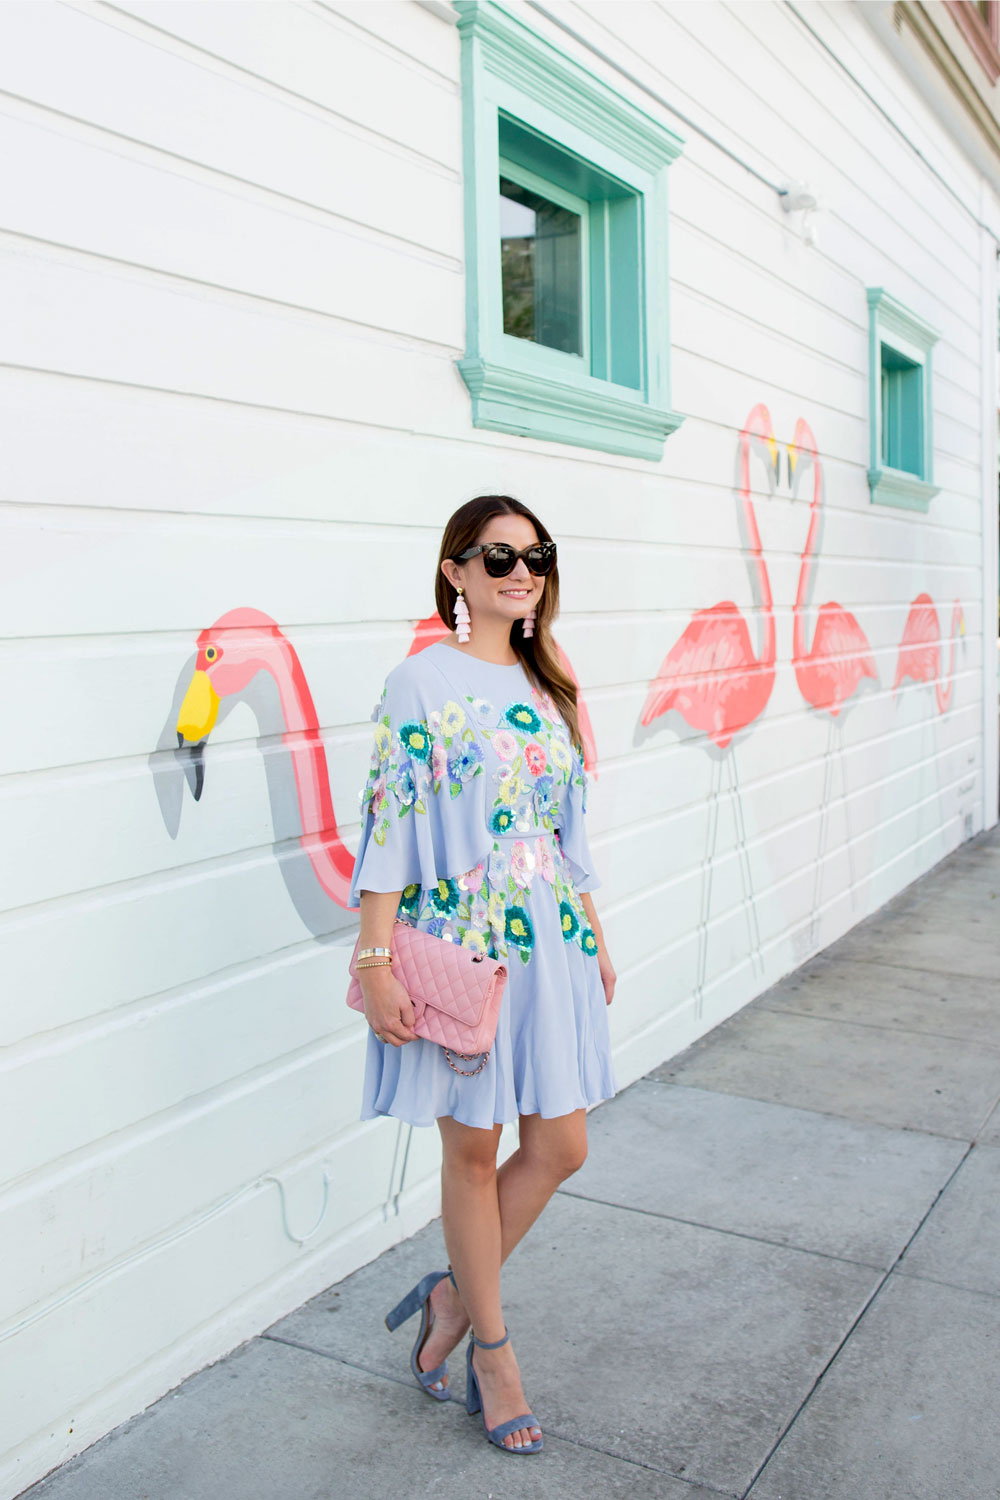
[457,356,685,460]
[867,466,939,511]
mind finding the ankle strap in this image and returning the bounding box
[470,1325,509,1349]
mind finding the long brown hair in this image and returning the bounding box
[434,495,583,754]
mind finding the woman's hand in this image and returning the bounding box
[360,965,419,1047]
[596,943,616,1006]
[580,892,615,1005]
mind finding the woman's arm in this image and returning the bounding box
[357,888,418,1046]
[580,891,615,1007]
[359,887,404,950]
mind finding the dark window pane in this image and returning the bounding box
[500,176,582,355]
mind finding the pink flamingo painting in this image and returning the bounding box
[893,594,964,711]
[892,592,965,858]
[641,402,780,1017]
[175,607,359,908]
[788,417,878,942]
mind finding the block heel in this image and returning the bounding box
[384,1268,459,1401]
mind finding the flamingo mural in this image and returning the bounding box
[788,417,878,944]
[640,402,780,1018]
[894,594,965,711]
[892,592,966,859]
[174,608,359,907]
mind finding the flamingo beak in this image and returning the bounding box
[176,670,220,802]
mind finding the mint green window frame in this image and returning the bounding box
[456,0,686,462]
[498,154,591,375]
[867,287,940,511]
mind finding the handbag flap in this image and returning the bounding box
[348,924,498,1029]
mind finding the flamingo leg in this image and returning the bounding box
[836,719,858,911]
[693,755,724,1021]
[727,744,764,980]
[809,717,837,948]
[930,712,947,857]
[384,1120,414,1222]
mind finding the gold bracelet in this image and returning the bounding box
[356,958,392,969]
[357,945,393,959]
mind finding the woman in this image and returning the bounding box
[347,494,617,1455]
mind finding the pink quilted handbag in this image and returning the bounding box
[347,918,508,1075]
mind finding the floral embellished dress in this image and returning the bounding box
[347,639,617,1129]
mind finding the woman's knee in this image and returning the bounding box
[553,1137,588,1180]
[521,1121,588,1181]
[439,1119,501,1185]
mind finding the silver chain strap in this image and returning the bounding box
[444,1047,490,1076]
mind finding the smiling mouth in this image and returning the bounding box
[499,588,532,597]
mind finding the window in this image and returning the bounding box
[455,1,686,461]
[866,287,940,511]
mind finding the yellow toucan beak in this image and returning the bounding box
[766,433,779,483]
[787,441,798,479]
[177,669,221,744]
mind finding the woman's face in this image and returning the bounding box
[444,513,548,628]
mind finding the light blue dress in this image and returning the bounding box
[347,639,617,1129]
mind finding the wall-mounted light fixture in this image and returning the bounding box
[779,179,821,246]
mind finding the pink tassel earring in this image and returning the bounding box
[522,607,536,639]
[454,586,471,643]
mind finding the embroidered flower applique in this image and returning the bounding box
[361,690,487,846]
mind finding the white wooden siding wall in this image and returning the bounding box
[0,0,994,1493]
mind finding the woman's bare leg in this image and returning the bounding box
[418,1110,587,1446]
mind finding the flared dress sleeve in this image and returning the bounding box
[554,740,602,894]
[347,653,492,909]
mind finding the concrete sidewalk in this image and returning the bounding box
[25,829,1000,1500]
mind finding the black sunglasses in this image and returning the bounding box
[454,541,557,578]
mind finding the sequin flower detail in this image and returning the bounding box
[549,736,572,772]
[399,720,432,762]
[559,901,580,941]
[581,926,599,957]
[430,877,460,915]
[534,837,555,883]
[448,740,484,782]
[440,700,466,737]
[493,729,518,761]
[399,882,421,914]
[504,905,534,950]
[503,702,542,736]
[431,741,448,784]
[524,742,547,776]
[394,766,416,806]
[510,840,536,889]
[532,774,555,817]
[490,805,516,835]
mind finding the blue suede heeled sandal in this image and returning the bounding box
[465,1327,543,1454]
[384,1269,460,1401]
